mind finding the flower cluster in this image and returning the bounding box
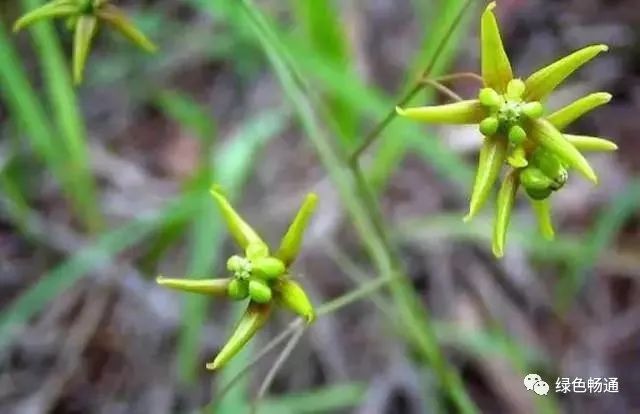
[14,0,156,84]
[157,187,317,370]
[397,2,616,257]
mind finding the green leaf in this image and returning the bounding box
[480,2,513,92]
[396,100,485,124]
[529,118,597,183]
[210,187,268,251]
[156,276,231,295]
[524,44,608,102]
[547,92,612,130]
[156,90,216,142]
[465,135,507,222]
[13,1,77,32]
[564,134,617,152]
[530,198,555,240]
[0,193,201,352]
[73,15,98,85]
[492,170,519,258]
[289,0,355,147]
[96,4,157,52]
[275,193,318,266]
[208,302,272,370]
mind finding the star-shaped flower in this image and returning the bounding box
[396,1,616,257]
[14,0,157,84]
[157,187,317,369]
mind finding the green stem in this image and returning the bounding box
[348,0,475,164]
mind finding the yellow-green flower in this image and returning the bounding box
[14,0,157,84]
[396,1,616,257]
[157,187,318,370]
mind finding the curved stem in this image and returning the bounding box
[348,0,475,164]
[250,325,306,413]
[420,78,463,102]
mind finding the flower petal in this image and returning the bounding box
[277,279,315,323]
[96,4,157,52]
[275,193,318,266]
[13,0,77,32]
[396,100,485,124]
[564,135,617,152]
[547,92,612,130]
[529,198,555,240]
[528,119,597,183]
[492,170,519,258]
[207,302,272,370]
[481,2,513,92]
[73,15,98,85]
[156,276,231,296]
[524,44,609,102]
[464,136,507,222]
[210,186,268,250]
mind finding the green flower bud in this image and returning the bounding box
[479,88,502,107]
[508,125,527,144]
[249,279,272,303]
[525,186,553,200]
[479,117,499,136]
[531,149,568,189]
[522,101,544,118]
[520,167,553,191]
[228,279,249,300]
[506,78,526,99]
[252,257,286,280]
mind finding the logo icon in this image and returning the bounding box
[524,373,549,396]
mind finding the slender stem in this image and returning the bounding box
[208,318,303,410]
[420,78,463,102]
[317,272,398,316]
[348,0,475,164]
[250,325,306,413]
[432,72,484,83]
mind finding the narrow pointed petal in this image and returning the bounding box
[73,15,98,85]
[528,119,597,183]
[207,302,272,370]
[530,199,555,240]
[564,135,617,152]
[275,193,318,266]
[210,187,267,250]
[96,5,157,53]
[492,171,519,258]
[481,2,513,92]
[156,276,231,296]
[396,100,485,124]
[464,136,508,222]
[547,92,612,130]
[13,2,77,32]
[277,279,315,323]
[524,45,609,102]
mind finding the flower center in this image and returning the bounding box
[477,78,544,144]
[227,255,252,280]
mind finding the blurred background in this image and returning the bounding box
[0,0,639,413]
